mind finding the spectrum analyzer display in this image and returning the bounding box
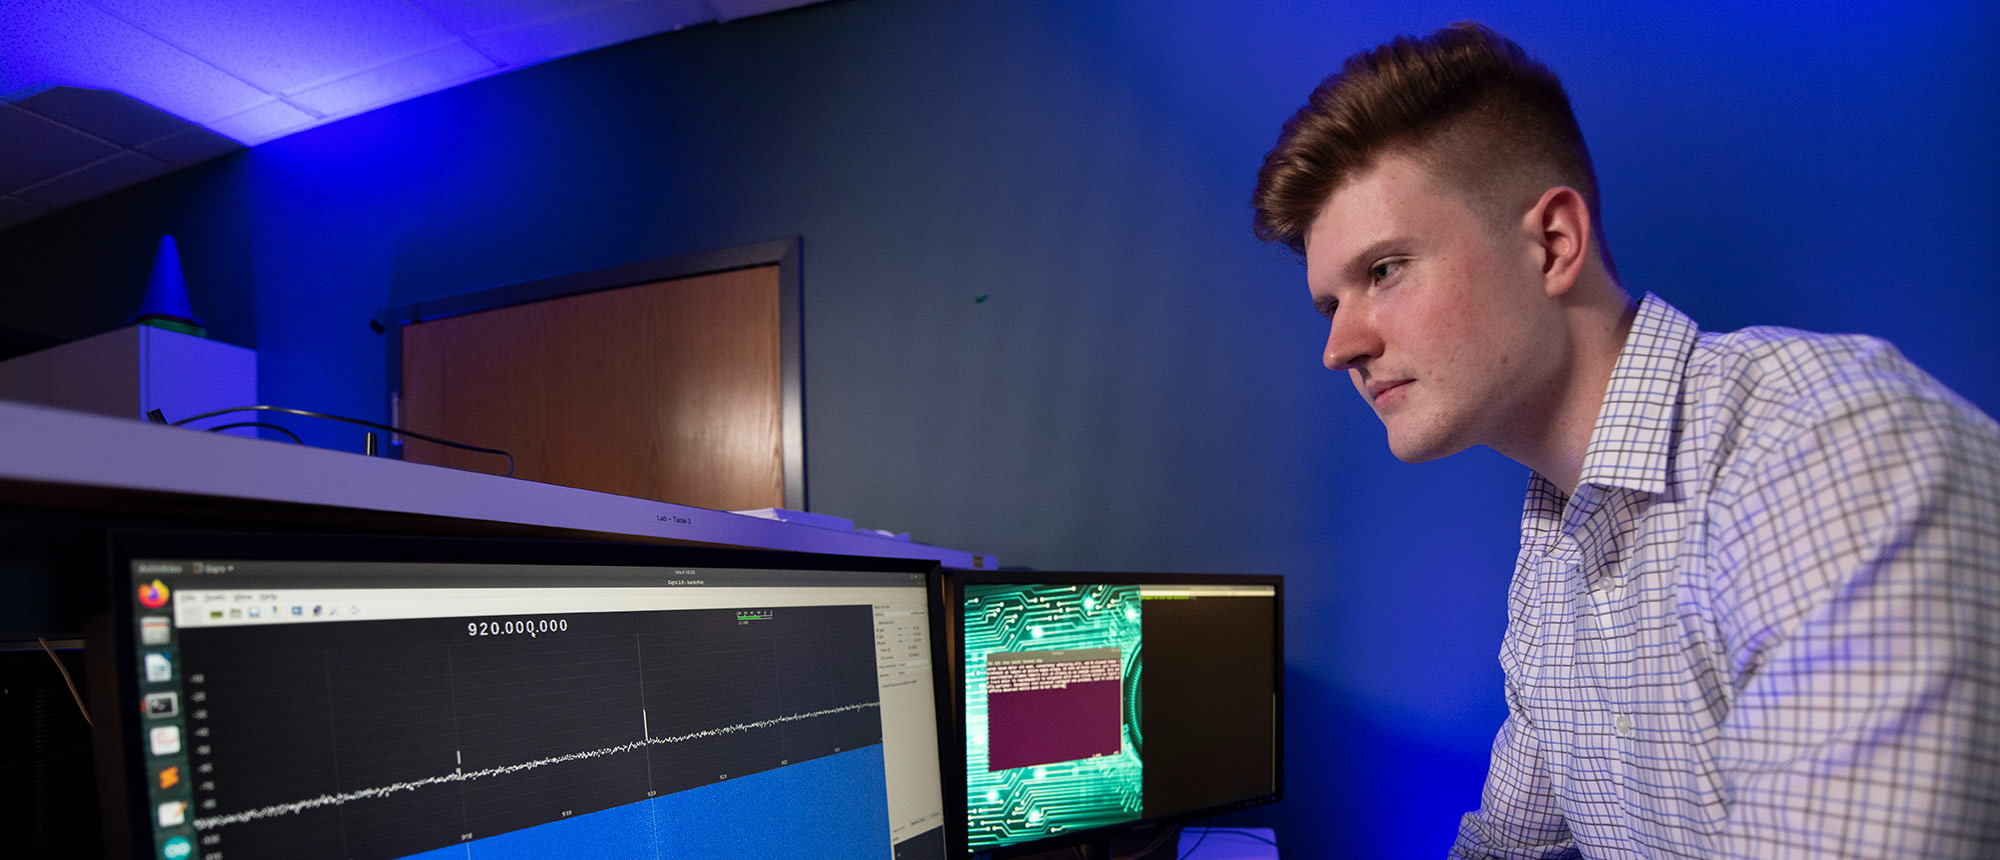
[104,535,945,860]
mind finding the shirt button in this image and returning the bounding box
[1614,714,1633,736]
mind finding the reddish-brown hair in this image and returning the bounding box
[1253,22,1609,268]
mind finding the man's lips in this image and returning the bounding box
[1367,379,1413,406]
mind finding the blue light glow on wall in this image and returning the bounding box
[1,1,1995,857]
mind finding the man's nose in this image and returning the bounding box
[1323,308,1381,371]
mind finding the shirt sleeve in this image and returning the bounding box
[1704,370,2000,858]
[1449,681,1579,859]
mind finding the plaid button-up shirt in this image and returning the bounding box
[1451,294,2000,859]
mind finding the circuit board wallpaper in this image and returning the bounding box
[962,583,1144,850]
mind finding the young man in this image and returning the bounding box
[1252,22,2000,858]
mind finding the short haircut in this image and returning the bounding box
[1252,22,1611,272]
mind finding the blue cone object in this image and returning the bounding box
[132,234,205,335]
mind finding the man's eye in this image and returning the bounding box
[1370,260,1402,282]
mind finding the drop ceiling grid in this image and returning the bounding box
[0,0,830,232]
[0,91,244,231]
[0,0,272,125]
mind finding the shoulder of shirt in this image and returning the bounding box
[1688,323,1999,478]
[1666,324,1999,698]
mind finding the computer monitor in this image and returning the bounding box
[934,571,1282,858]
[94,531,947,860]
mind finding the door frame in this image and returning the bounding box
[383,237,806,510]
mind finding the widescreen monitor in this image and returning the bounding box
[94,531,946,860]
[936,572,1281,857]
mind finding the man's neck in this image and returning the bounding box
[1504,278,1638,496]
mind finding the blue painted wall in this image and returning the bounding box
[1,1,1995,856]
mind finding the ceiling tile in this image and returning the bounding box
[91,0,461,94]
[0,196,50,232]
[136,125,244,167]
[206,99,317,144]
[287,41,500,118]
[11,86,193,147]
[14,150,173,209]
[0,0,272,124]
[463,0,715,67]
[0,103,119,189]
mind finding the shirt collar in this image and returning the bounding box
[1572,293,1701,496]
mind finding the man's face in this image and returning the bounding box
[1303,152,1564,463]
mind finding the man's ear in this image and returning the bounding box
[1527,185,1590,298]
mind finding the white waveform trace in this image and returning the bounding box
[191,701,882,831]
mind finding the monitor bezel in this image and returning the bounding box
[930,570,1284,859]
[93,528,941,860]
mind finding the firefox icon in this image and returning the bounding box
[137,579,171,609]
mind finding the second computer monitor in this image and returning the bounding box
[938,571,1281,857]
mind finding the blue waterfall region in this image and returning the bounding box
[401,745,890,860]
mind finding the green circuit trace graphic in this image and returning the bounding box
[963,583,1143,849]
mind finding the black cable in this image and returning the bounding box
[1180,828,1294,860]
[202,421,305,444]
[38,637,89,726]
[171,405,515,476]
[1176,826,1210,859]
[1,642,96,772]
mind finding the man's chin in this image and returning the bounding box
[1385,433,1463,464]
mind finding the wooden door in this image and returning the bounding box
[398,264,788,512]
